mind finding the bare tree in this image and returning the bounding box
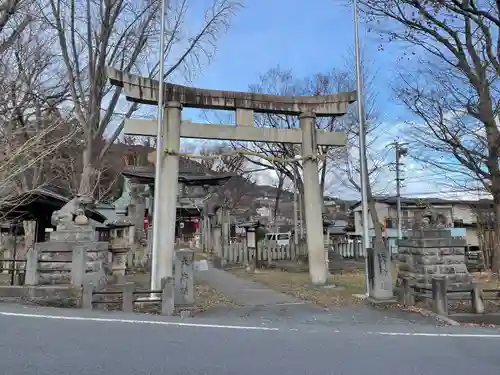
[358,0,500,271]
[326,56,390,249]
[270,170,285,230]
[198,144,247,174]
[233,65,388,246]
[197,143,253,211]
[41,0,241,197]
[0,0,32,54]
[0,11,73,202]
[0,9,78,253]
[235,67,347,206]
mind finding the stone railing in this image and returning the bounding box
[82,277,175,316]
[212,241,306,268]
[82,249,194,316]
[332,241,366,259]
[399,276,500,316]
[25,246,107,289]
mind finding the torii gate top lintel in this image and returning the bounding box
[107,67,356,117]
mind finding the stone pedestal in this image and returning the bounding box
[397,229,472,291]
[370,247,394,300]
[36,212,109,288]
[212,225,222,256]
[108,220,134,281]
[202,215,211,252]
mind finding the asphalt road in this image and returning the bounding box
[1,305,499,375]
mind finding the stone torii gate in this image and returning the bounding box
[107,67,356,287]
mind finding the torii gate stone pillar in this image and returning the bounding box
[107,67,356,287]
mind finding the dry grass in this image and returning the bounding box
[193,282,237,312]
[230,263,500,309]
[230,267,367,307]
[194,252,210,261]
[471,271,500,289]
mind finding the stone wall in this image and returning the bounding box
[35,220,109,287]
[397,229,472,290]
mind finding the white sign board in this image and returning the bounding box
[194,260,209,271]
[247,231,256,248]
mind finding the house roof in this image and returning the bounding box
[0,184,107,223]
[122,164,234,186]
[350,196,493,210]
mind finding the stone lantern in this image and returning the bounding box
[238,220,264,270]
[108,209,134,283]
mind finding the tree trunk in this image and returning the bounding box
[22,221,36,257]
[492,197,500,274]
[366,183,384,250]
[320,158,327,203]
[273,175,284,233]
[79,134,93,197]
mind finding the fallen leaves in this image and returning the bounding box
[229,267,366,308]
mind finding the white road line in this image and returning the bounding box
[371,331,500,338]
[273,302,307,306]
[2,311,500,338]
[0,311,279,331]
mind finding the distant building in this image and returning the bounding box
[350,197,493,252]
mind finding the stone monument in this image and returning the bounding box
[397,209,472,291]
[35,196,109,287]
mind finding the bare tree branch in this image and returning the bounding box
[358,0,500,270]
[42,0,242,196]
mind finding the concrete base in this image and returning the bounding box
[449,313,500,326]
[352,293,368,300]
[0,285,82,308]
[180,310,193,318]
[366,296,398,307]
[303,282,345,290]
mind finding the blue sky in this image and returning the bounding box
[178,0,424,196]
[129,0,480,200]
[184,0,407,125]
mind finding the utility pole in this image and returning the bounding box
[293,170,299,245]
[150,0,169,292]
[389,141,408,240]
[353,0,371,296]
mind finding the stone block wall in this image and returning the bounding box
[35,221,109,286]
[397,229,472,290]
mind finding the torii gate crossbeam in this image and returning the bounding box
[107,67,356,289]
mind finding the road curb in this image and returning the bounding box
[415,308,461,326]
[364,298,461,326]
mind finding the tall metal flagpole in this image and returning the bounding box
[353,0,371,296]
[151,0,168,292]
